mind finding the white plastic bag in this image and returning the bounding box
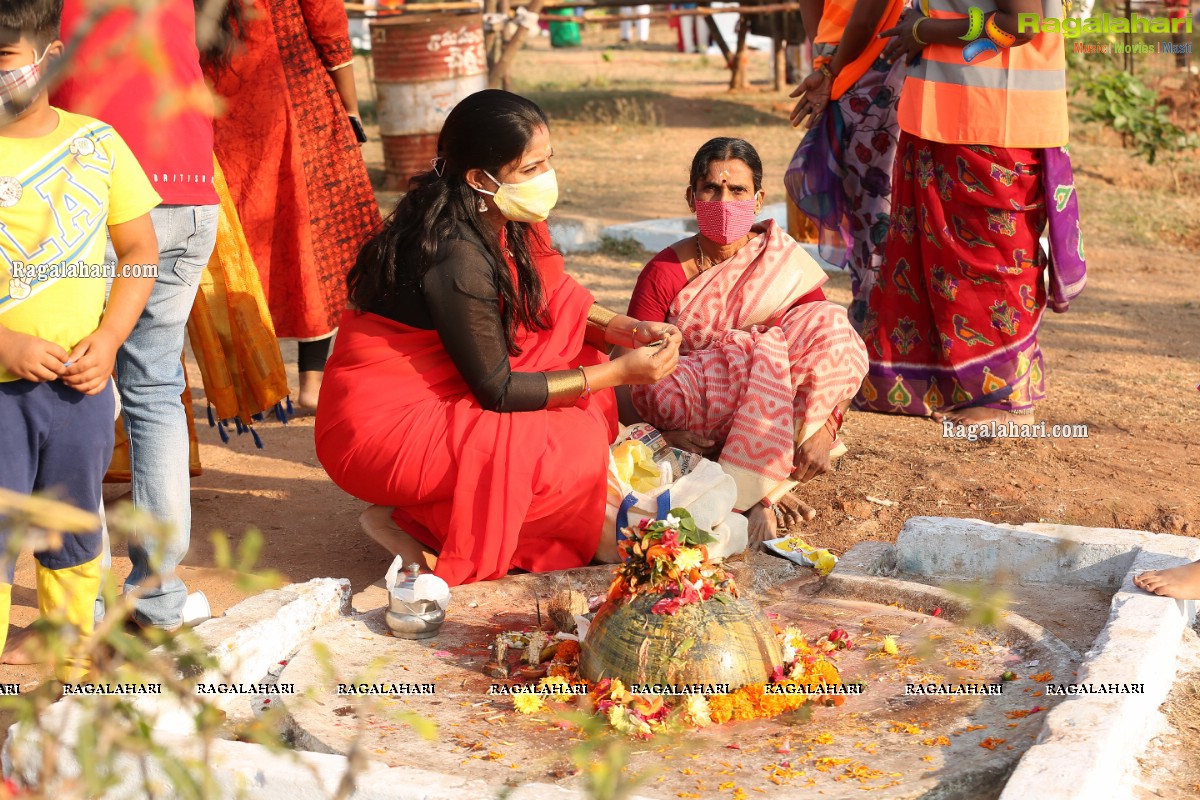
[596,451,748,563]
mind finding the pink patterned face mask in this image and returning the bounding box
[695,198,757,245]
[0,47,49,120]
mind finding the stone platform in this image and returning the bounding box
[279,552,1076,799]
[7,517,1198,800]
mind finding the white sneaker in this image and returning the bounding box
[181,591,211,627]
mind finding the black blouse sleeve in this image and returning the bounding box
[422,238,550,413]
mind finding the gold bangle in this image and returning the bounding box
[545,369,586,408]
[911,16,928,46]
[586,304,620,330]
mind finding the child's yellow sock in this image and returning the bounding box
[36,556,101,683]
[0,582,12,656]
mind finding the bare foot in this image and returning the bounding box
[359,505,437,571]
[743,505,780,547]
[934,406,1031,425]
[298,370,324,410]
[1134,561,1200,600]
[1,627,42,665]
[777,493,818,525]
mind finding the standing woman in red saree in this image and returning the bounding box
[315,91,682,586]
[200,0,381,408]
[854,0,1086,423]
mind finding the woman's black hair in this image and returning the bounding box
[689,137,763,193]
[348,90,552,354]
[193,0,245,72]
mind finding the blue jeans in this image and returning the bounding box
[101,204,218,628]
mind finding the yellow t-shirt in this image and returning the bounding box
[0,108,162,382]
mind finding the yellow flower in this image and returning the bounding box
[538,675,570,696]
[683,694,712,728]
[513,693,545,715]
[674,548,703,572]
[608,678,630,703]
[882,635,899,655]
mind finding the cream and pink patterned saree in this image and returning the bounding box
[632,221,869,511]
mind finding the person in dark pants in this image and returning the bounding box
[0,0,160,678]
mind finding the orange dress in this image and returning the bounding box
[204,0,380,339]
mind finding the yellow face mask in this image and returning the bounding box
[477,168,559,223]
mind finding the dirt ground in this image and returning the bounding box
[1,24,1197,732]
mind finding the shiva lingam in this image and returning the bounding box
[580,511,782,689]
[386,563,447,640]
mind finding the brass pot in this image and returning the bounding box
[580,593,782,690]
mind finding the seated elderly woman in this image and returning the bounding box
[625,137,868,543]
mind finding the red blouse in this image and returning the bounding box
[627,245,827,322]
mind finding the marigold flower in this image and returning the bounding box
[513,693,545,714]
[538,676,570,695]
[554,640,581,662]
[708,694,734,724]
[882,635,899,655]
[729,691,757,721]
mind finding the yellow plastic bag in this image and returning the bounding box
[765,535,838,577]
[611,440,665,494]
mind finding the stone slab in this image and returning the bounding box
[893,517,1180,591]
[1000,547,1200,800]
[875,516,1200,800]
[182,577,352,716]
[3,694,646,800]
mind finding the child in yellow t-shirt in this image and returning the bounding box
[0,0,161,681]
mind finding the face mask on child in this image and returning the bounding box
[476,169,559,223]
[694,197,759,245]
[0,46,50,120]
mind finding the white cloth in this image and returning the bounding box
[620,5,651,42]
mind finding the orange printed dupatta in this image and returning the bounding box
[814,0,904,99]
[106,157,288,481]
[186,157,291,442]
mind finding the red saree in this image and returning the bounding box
[314,230,618,586]
[855,135,1049,416]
